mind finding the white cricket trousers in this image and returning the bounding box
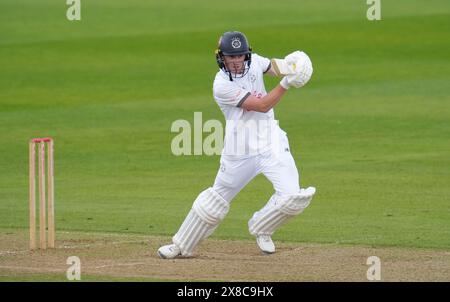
[212,133,301,203]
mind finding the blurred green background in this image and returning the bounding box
[1,0,449,249]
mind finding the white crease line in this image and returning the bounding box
[57,231,152,239]
[0,250,29,256]
[334,236,382,244]
[59,240,146,249]
[94,262,147,269]
[0,240,147,255]
[0,265,63,273]
[1,261,148,271]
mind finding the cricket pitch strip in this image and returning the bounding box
[0,230,449,281]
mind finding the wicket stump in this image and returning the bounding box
[29,137,55,250]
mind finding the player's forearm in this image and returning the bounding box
[240,84,287,113]
[258,85,287,112]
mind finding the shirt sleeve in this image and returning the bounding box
[213,81,251,107]
[253,53,271,74]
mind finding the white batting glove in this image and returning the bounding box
[289,60,313,88]
[279,76,291,89]
[279,52,313,89]
[284,50,304,65]
[272,50,306,76]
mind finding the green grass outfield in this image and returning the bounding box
[1,0,449,252]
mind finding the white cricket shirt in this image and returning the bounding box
[213,53,284,158]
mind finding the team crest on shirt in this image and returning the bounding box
[249,73,256,83]
[231,37,241,49]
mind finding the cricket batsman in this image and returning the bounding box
[158,31,316,258]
